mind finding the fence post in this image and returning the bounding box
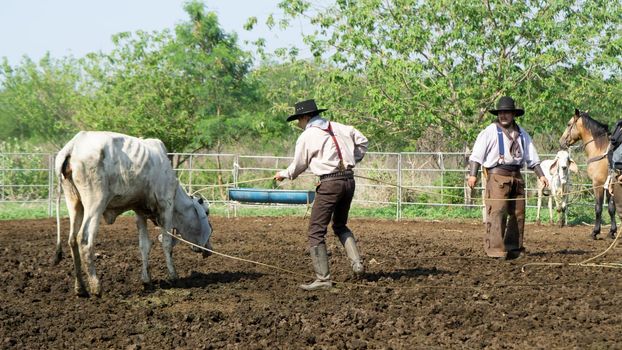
[397,153,402,221]
[0,153,4,202]
[48,154,53,217]
[233,154,239,188]
[233,154,240,217]
[438,152,445,204]
[188,154,194,194]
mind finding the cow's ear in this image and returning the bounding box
[550,160,558,175]
[569,160,578,173]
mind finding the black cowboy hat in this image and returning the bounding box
[489,96,524,117]
[286,99,328,122]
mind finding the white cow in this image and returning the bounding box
[536,150,578,227]
[54,131,213,297]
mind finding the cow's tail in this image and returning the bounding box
[53,135,78,265]
[54,172,63,265]
[54,135,76,180]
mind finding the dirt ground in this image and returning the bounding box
[1,215,622,349]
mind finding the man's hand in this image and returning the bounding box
[539,176,549,189]
[467,175,478,189]
[274,172,286,182]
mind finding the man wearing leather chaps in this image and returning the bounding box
[467,96,549,260]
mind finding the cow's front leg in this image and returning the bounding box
[558,198,567,227]
[136,215,153,284]
[559,197,568,227]
[160,227,178,281]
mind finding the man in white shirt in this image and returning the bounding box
[467,96,549,259]
[274,99,368,290]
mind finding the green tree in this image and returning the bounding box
[78,0,259,156]
[0,55,84,147]
[271,0,622,151]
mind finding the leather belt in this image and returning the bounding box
[319,170,354,181]
[487,166,521,177]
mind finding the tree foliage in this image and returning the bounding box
[0,55,85,147]
[78,0,259,153]
[2,0,622,155]
[0,1,265,154]
[273,0,622,151]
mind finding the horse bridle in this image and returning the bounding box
[564,113,610,164]
[562,115,580,148]
[563,114,606,150]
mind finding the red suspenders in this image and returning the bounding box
[317,122,346,171]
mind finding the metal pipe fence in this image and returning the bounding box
[0,150,601,220]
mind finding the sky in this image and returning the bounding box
[0,0,313,66]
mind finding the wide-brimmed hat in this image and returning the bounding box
[286,99,328,122]
[489,96,524,117]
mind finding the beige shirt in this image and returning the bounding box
[469,123,541,169]
[278,116,368,179]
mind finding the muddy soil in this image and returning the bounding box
[1,216,621,349]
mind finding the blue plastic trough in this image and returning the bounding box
[228,188,315,204]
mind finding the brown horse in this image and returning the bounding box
[559,109,616,239]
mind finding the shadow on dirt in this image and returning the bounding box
[529,249,591,257]
[149,270,264,291]
[363,267,452,282]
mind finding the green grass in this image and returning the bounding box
[0,203,66,220]
[0,200,612,226]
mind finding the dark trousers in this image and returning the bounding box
[485,172,526,257]
[308,178,356,247]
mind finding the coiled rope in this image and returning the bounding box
[163,230,571,290]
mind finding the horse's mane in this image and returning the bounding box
[580,111,610,149]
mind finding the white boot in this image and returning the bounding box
[300,244,332,291]
[339,232,365,276]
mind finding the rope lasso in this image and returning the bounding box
[186,171,622,275]
[163,230,572,290]
[521,228,622,272]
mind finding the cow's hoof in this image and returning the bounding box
[74,279,89,297]
[168,270,179,281]
[141,272,152,285]
[590,232,600,240]
[52,251,63,265]
[608,231,617,239]
[89,283,102,298]
[75,287,89,298]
